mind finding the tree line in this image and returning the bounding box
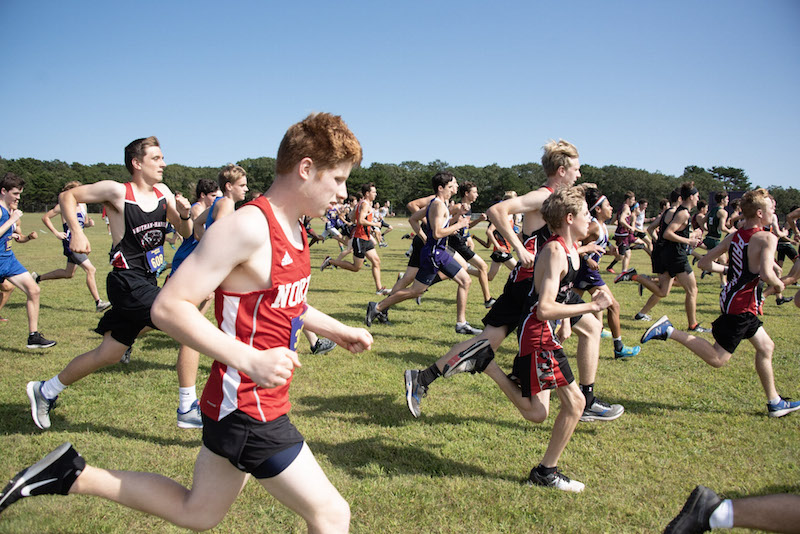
[2,155,799,219]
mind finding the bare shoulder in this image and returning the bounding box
[154,183,175,199]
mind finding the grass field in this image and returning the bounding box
[1,213,798,533]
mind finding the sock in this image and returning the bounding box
[666,325,675,338]
[708,499,733,529]
[535,464,557,476]
[418,364,442,387]
[613,337,623,352]
[41,375,66,400]
[580,383,595,408]
[768,397,782,406]
[179,386,198,413]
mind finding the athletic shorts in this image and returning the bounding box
[663,251,692,278]
[321,226,342,239]
[353,237,375,259]
[703,236,721,250]
[407,235,425,269]
[416,248,461,285]
[615,235,631,255]
[94,269,160,347]
[380,220,391,229]
[574,264,605,290]
[565,290,585,327]
[482,277,531,334]
[202,410,304,479]
[512,348,574,397]
[0,253,26,282]
[711,312,763,354]
[490,250,513,263]
[62,240,88,265]
[448,235,475,261]
[777,242,798,263]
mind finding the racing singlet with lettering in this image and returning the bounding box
[1,205,16,256]
[109,183,168,273]
[353,200,372,240]
[201,196,310,423]
[707,207,724,239]
[719,227,764,315]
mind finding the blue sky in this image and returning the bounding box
[2,1,798,188]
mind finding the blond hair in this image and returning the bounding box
[541,140,579,177]
[542,185,587,230]
[740,188,772,219]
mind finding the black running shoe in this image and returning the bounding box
[441,338,495,377]
[365,302,380,327]
[27,331,56,349]
[527,466,585,493]
[663,485,721,533]
[0,443,85,515]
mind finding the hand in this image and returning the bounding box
[586,258,599,270]
[246,347,301,388]
[592,289,613,311]
[556,320,571,342]
[477,213,487,222]
[55,231,68,240]
[517,247,536,269]
[27,231,38,240]
[331,326,373,354]
[10,209,23,223]
[69,231,91,254]
[175,192,191,218]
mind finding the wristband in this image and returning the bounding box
[180,215,191,221]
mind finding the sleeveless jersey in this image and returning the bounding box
[521,235,579,351]
[707,207,724,239]
[588,216,608,263]
[421,197,451,254]
[1,205,17,256]
[505,185,555,283]
[634,209,645,230]
[201,196,310,423]
[661,205,690,257]
[109,183,168,273]
[352,200,373,240]
[719,227,764,315]
[614,205,631,239]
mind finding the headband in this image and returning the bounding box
[590,195,607,212]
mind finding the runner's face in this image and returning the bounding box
[442,178,458,200]
[562,158,581,186]
[1,187,22,209]
[599,199,613,220]
[230,176,248,202]
[138,146,166,183]
[202,190,221,207]
[464,187,478,203]
[313,161,353,217]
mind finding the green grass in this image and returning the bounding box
[1,214,799,533]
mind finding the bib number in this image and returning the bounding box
[145,246,165,273]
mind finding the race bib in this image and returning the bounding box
[288,306,308,351]
[145,246,165,273]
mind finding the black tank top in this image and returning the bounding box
[527,234,579,306]
[662,205,690,256]
[109,183,169,273]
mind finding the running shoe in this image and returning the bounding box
[441,338,495,377]
[688,324,711,334]
[376,287,391,296]
[27,331,56,349]
[767,397,800,418]
[601,329,612,339]
[605,267,616,274]
[663,485,721,534]
[311,337,337,355]
[31,272,40,284]
[641,315,673,343]
[365,301,380,327]
[580,398,624,422]
[455,323,483,335]
[320,256,332,272]
[176,400,203,429]
[404,369,427,418]
[776,296,793,305]
[0,442,85,515]
[26,381,57,430]
[634,312,652,321]
[484,298,496,308]
[614,344,641,359]
[700,270,711,279]
[527,467,585,493]
[614,268,637,283]
[415,295,423,305]
[95,300,112,312]
[120,346,132,364]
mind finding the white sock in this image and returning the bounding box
[178,386,197,413]
[666,325,675,338]
[613,337,622,342]
[768,397,782,406]
[708,499,733,529]
[41,376,66,400]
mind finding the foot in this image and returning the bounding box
[31,272,40,284]
[663,485,721,534]
[120,346,132,364]
[376,287,391,296]
[614,268,637,283]
[404,369,427,418]
[605,267,616,274]
[700,270,711,279]
[767,397,800,418]
[455,322,483,335]
[600,329,612,339]
[177,399,203,429]
[320,256,331,272]
[581,398,624,422]
[441,339,495,377]
[634,312,652,321]
[311,337,337,355]
[26,381,57,430]
[415,295,423,305]
[365,301,380,327]
[0,442,85,515]
[27,331,56,349]
[687,323,711,334]
[776,296,793,305]
[614,344,641,359]
[527,466,585,493]
[641,315,673,343]
[95,300,112,312]
[484,298,496,308]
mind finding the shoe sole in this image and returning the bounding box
[0,442,74,512]
[176,420,203,429]
[768,404,800,418]
[640,316,670,343]
[27,342,57,349]
[26,381,49,430]
[404,370,420,418]
[580,409,624,422]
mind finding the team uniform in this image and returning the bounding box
[703,206,725,249]
[201,196,307,478]
[0,205,26,283]
[351,201,375,259]
[658,206,693,277]
[513,235,578,396]
[574,216,608,291]
[447,207,476,262]
[711,227,766,353]
[489,217,514,264]
[95,183,169,347]
[776,229,798,264]
[61,204,90,266]
[416,198,461,285]
[613,207,635,255]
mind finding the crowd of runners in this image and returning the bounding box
[1,115,799,533]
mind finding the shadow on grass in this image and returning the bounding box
[0,403,199,448]
[298,393,533,433]
[311,435,517,482]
